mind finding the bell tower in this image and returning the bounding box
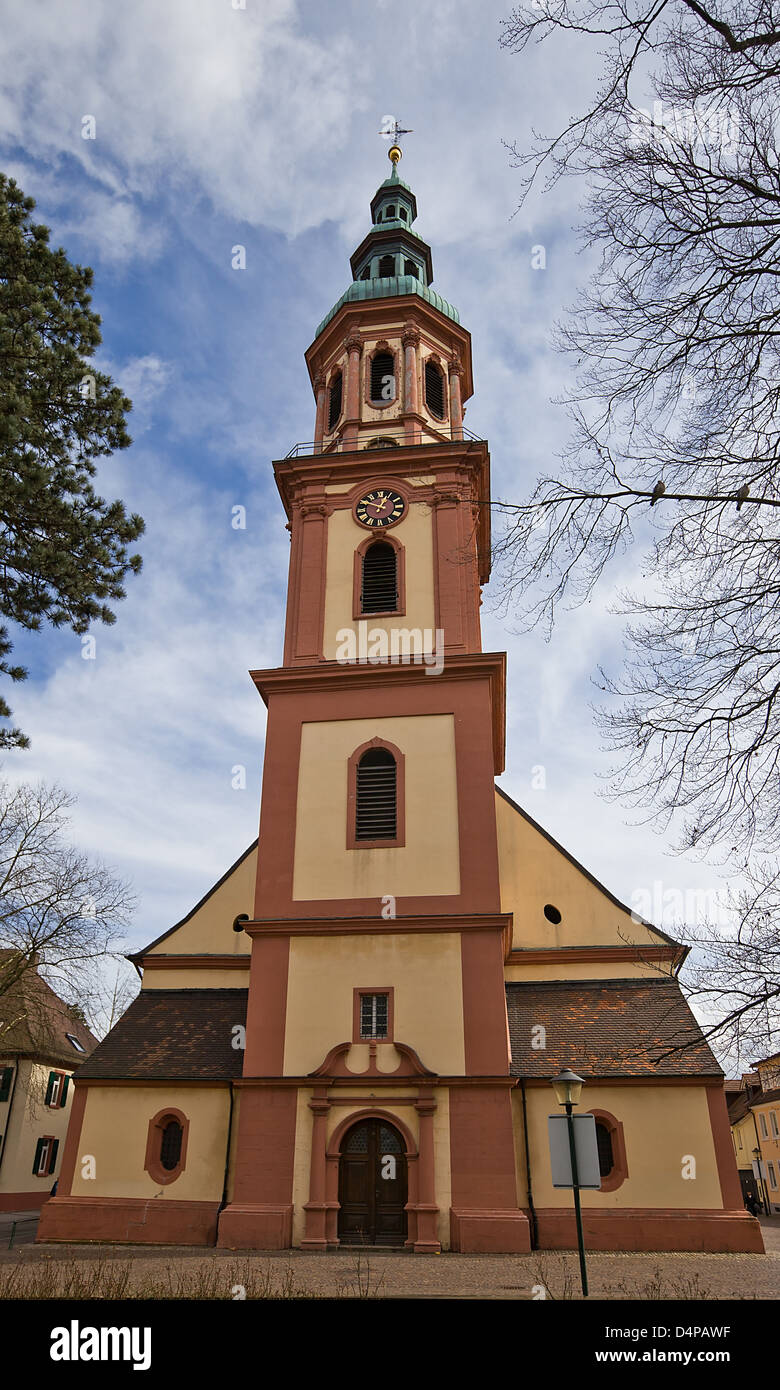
[217,146,529,1255]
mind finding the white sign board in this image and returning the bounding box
[752,1158,768,1180]
[548,1113,601,1189]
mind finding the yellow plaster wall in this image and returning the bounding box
[731,1110,756,1168]
[496,791,671,957]
[70,1085,230,1201]
[141,966,250,990]
[525,1084,723,1208]
[322,502,435,659]
[504,959,669,984]
[0,1059,76,1197]
[145,847,256,961]
[284,932,465,1075]
[292,714,460,901]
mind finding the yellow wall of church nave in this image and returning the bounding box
[496,791,671,958]
[292,715,460,901]
[145,848,256,960]
[283,932,465,1076]
[522,1083,723,1208]
[322,502,436,660]
[141,967,250,990]
[504,960,671,984]
[70,1086,230,1202]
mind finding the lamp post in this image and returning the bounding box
[752,1146,769,1214]
[552,1067,588,1298]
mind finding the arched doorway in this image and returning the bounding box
[337,1118,408,1246]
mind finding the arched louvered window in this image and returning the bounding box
[595,1122,614,1178]
[160,1119,183,1171]
[360,264,371,281]
[378,254,395,278]
[425,360,445,418]
[328,371,342,430]
[386,205,395,219]
[404,259,418,279]
[370,351,395,404]
[355,748,397,841]
[399,207,408,221]
[361,540,397,613]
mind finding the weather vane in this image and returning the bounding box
[379,116,413,166]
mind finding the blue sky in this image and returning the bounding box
[0,0,734,1026]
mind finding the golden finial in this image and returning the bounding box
[388,144,402,166]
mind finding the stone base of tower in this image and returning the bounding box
[450,1207,532,1253]
[216,1202,293,1250]
[36,1195,221,1246]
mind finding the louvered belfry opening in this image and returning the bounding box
[328,371,342,430]
[355,748,397,841]
[378,253,395,278]
[361,540,397,613]
[425,359,445,418]
[370,351,395,403]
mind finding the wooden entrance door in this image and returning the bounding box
[337,1119,408,1246]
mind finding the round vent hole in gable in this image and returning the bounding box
[543,904,562,924]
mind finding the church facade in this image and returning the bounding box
[38,149,761,1255]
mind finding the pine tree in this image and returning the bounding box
[0,174,144,747]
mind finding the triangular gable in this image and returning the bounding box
[495,785,682,956]
[130,841,257,961]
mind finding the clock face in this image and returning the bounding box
[355,488,406,529]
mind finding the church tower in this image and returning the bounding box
[217,143,527,1253]
[39,147,759,1260]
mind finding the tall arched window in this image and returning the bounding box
[361,540,397,613]
[370,351,395,404]
[328,371,342,430]
[355,748,397,841]
[424,359,445,419]
[595,1122,614,1178]
[160,1119,183,1172]
[378,254,395,278]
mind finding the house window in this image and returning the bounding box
[771,1111,779,1139]
[66,1033,86,1053]
[328,371,343,431]
[355,748,397,841]
[595,1121,615,1178]
[403,259,418,279]
[33,1136,58,1177]
[0,1066,13,1103]
[160,1119,183,1172]
[361,540,398,614]
[378,254,395,279]
[769,1161,778,1190]
[760,1113,769,1139]
[360,993,389,1039]
[424,359,445,418]
[370,351,395,403]
[45,1071,69,1109]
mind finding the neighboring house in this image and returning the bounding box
[750,1052,780,1214]
[727,1074,762,1208]
[0,954,97,1210]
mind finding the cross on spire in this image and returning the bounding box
[379,116,413,167]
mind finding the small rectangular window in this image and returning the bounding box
[760,1113,769,1139]
[46,1071,63,1108]
[33,1137,52,1177]
[0,1066,13,1103]
[769,1161,778,1190]
[360,993,389,1040]
[771,1111,779,1139]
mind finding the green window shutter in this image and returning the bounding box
[0,1067,12,1102]
[33,1138,44,1175]
[44,1072,56,1106]
[48,1138,59,1175]
[60,1075,70,1107]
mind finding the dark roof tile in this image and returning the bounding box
[76,989,248,1081]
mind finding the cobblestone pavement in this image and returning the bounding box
[1,1221,779,1300]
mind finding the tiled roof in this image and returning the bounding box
[750,1088,780,1107]
[505,978,722,1078]
[76,990,248,1081]
[0,954,97,1065]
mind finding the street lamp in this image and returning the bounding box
[752,1146,769,1214]
[551,1067,588,1297]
